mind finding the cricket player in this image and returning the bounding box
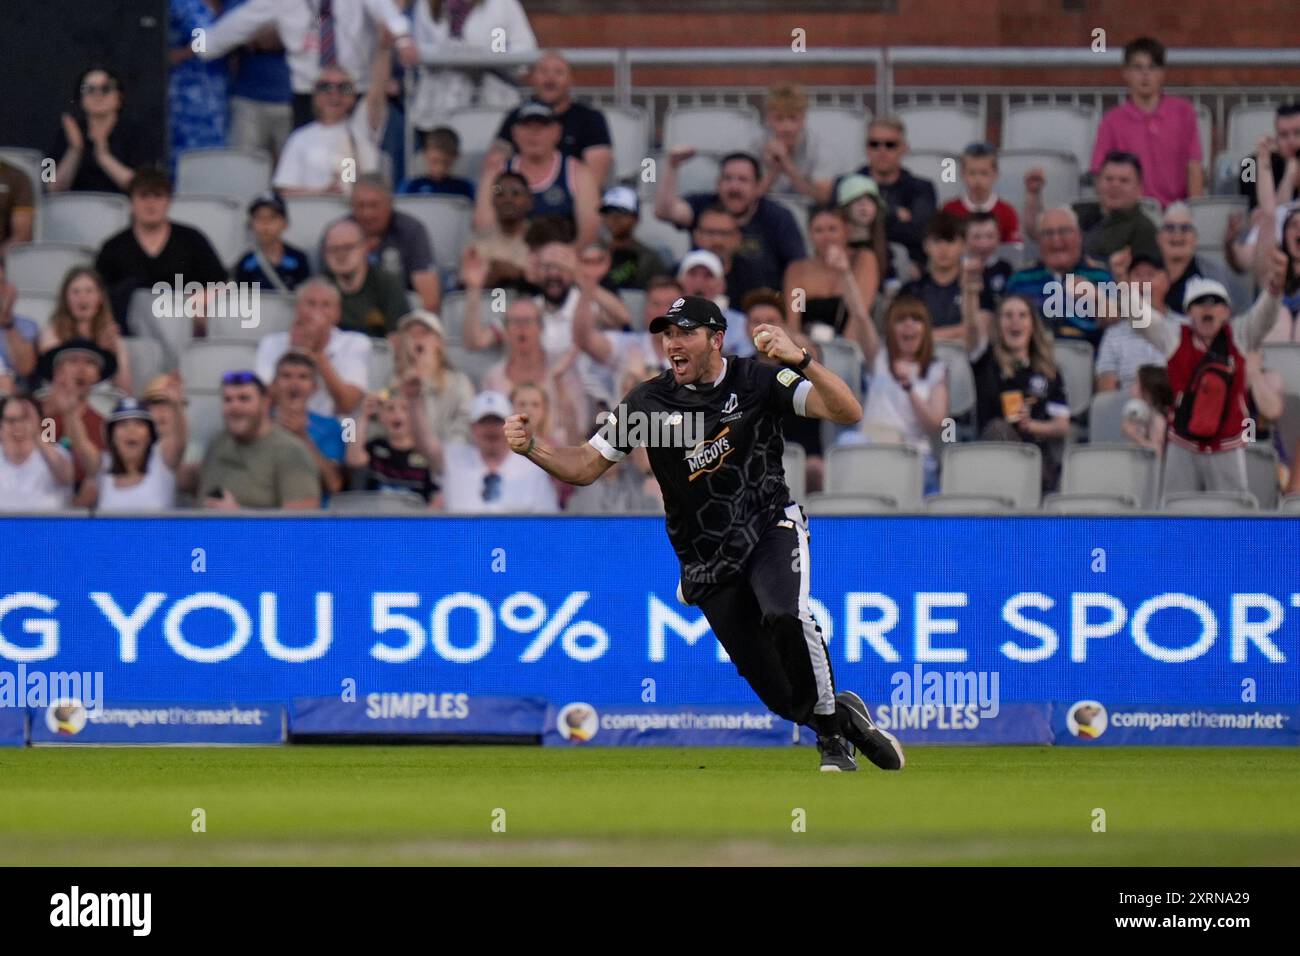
[504,295,904,772]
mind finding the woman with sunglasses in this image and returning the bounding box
[50,67,149,194]
[1158,202,1232,315]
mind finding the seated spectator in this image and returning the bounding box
[677,250,753,359]
[963,293,1071,492]
[1090,36,1203,206]
[440,390,559,514]
[1095,250,1172,392]
[599,186,669,291]
[1131,254,1287,498]
[168,0,228,169]
[1079,151,1161,261]
[490,50,609,186]
[942,142,1022,242]
[847,116,937,269]
[268,350,345,501]
[345,382,441,506]
[0,258,39,384]
[272,62,388,197]
[50,67,149,194]
[656,149,806,292]
[198,371,320,509]
[750,84,831,204]
[1121,365,1173,459]
[0,159,35,255]
[691,203,766,306]
[0,394,76,510]
[350,172,441,311]
[484,103,598,248]
[841,295,949,494]
[37,339,116,503]
[468,171,534,291]
[783,206,878,350]
[321,219,409,338]
[38,267,132,394]
[1239,103,1300,212]
[392,309,475,445]
[899,212,988,342]
[964,211,1013,300]
[1258,203,1300,343]
[836,174,891,286]
[1158,202,1231,319]
[233,191,312,293]
[93,167,228,334]
[93,396,182,512]
[1006,207,1112,348]
[255,278,369,416]
[402,127,475,199]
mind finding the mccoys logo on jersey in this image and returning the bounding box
[684,426,734,480]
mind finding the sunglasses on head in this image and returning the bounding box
[314,81,354,95]
[222,370,261,386]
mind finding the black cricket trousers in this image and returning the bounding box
[694,502,838,728]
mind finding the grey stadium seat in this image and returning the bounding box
[818,338,864,401]
[805,492,899,515]
[176,148,272,205]
[1245,442,1281,510]
[179,340,259,391]
[0,147,44,199]
[330,490,428,514]
[122,336,167,395]
[1002,104,1096,172]
[620,288,647,328]
[934,340,975,419]
[805,106,870,181]
[1162,491,1260,514]
[1087,389,1129,444]
[1060,443,1158,508]
[1261,343,1300,396]
[663,106,763,154]
[941,441,1043,509]
[169,194,247,268]
[283,196,349,269]
[128,287,190,369]
[184,389,224,462]
[670,151,722,196]
[393,194,472,279]
[206,291,297,342]
[5,242,93,295]
[1051,337,1094,418]
[369,338,395,389]
[442,107,509,179]
[1225,103,1279,163]
[38,191,129,246]
[895,104,983,152]
[635,213,692,265]
[996,149,1080,211]
[1042,492,1139,514]
[782,444,807,502]
[1187,196,1247,251]
[12,292,58,329]
[1280,495,1300,515]
[605,105,651,184]
[825,443,923,509]
[923,493,1015,514]
[900,150,960,205]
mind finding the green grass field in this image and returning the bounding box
[1,746,1297,865]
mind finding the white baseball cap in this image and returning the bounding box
[470,390,513,423]
[676,249,725,280]
[600,185,639,214]
[397,309,445,337]
[1182,276,1232,311]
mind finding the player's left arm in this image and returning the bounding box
[752,324,862,426]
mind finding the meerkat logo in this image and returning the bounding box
[557,702,598,742]
[1066,700,1108,740]
[45,700,88,736]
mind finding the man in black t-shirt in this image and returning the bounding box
[504,295,904,773]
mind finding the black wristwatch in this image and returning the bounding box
[788,348,812,372]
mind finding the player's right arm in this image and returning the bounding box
[505,414,617,486]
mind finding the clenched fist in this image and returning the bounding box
[504,413,534,455]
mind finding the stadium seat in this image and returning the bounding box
[0,147,45,200]
[605,105,651,184]
[1041,492,1139,514]
[1086,389,1129,444]
[933,340,975,419]
[445,343,501,390]
[620,288,647,327]
[176,148,272,205]
[1261,343,1300,396]
[817,338,864,402]
[1002,103,1097,172]
[128,287,189,368]
[805,106,870,180]
[369,338,394,389]
[330,490,428,513]
[122,336,167,394]
[1280,494,1300,515]
[5,241,93,295]
[205,291,297,342]
[895,104,983,152]
[824,443,923,509]
[1245,442,1281,510]
[184,389,224,461]
[940,441,1043,509]
[1187,196,1247,250]
[1051,337,1094,418]
[180,340,259,391]
[1195,248,1255,308]
[169,194,246,268]
[768,193,811,250]
[1060,443,1159,508]
[393,194,473,280]
[635,213,692,265]
[782,444,807,501]
[12,291,57,329]
[670,151,722,195]
[805,492,899,514]
[442,106,509,178]
[38,191,129,246]
[997,241,1027,270]
[900,150,960,205]
[995,149,1080,211]
[1162,490,1259,514]
[923,492,1015,513]
[283,196,348,269]
[663,106,763,154]
[1225,103,1279,162]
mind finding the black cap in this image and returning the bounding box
[514,100,558,124]
[1129,249,1166,272]
[36,337,118,385]
[248,189,287,219]
[648,295,728,334]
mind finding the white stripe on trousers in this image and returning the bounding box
[786,503,837,715]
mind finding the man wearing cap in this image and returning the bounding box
[676,249,754,359]
[1134,250,1288,498]
[599,186,668,291]
[38,338,117,504]
[442,390,558,514]
[1096,248,1173,392]
[234,191,312,293]
[505,294,904,773]
[0,395,75,511]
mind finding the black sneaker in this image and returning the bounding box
[816,733,858,772]
[836,690,905,771]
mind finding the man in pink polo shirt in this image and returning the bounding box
[1090,36,1204,207]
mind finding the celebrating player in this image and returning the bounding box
[504,295,904,772]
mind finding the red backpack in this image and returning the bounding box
[1172,329,1235,441]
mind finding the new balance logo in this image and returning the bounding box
[721,392,738,414]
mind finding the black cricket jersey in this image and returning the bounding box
[589,356,814,595]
